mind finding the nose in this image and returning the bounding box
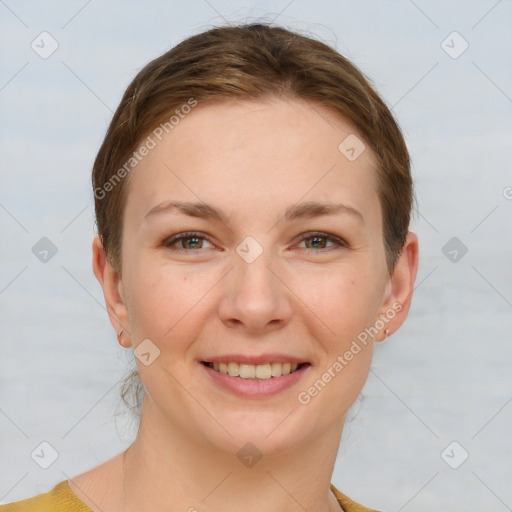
[217,247,293,334]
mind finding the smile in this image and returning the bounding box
[203,361,305,379]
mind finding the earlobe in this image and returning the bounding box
[376,231,419,342]
[92,235,132,348]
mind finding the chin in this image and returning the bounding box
[204,406,320,458]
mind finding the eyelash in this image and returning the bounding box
[162,231,348,254]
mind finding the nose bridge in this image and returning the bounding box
[218,235,291,331]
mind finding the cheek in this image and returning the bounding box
[125,258,216,341]
[294,265,381,344]
[295,271,377,413]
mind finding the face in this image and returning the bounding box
[97,97,416,456]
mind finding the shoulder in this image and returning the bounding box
[1,479,377,512]
[0,480,92,512]
[330,483,381,512]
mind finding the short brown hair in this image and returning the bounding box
[92,23,414,418]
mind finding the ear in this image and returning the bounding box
[92,234,132,348]
[375,231,419,342]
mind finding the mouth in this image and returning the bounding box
[201,361,309,379]
[200,358,311,398]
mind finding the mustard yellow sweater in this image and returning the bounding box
[0,480,379,511]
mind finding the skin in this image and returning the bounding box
[71,97,418,512]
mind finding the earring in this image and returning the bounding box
[117,328,124,340]
[384,329,390,339]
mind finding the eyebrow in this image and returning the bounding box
[144,200,364,224]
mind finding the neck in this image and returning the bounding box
[118,403,345,512]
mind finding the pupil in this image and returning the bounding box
[309,236,324,248]
[186,237,201,249]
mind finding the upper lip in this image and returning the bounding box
[202,354,309,365]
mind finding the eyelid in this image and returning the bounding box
[162,231,215,252]
[295,231,348,250]
[162,231,348,253]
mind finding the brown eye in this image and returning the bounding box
[180,236,203,249]
[162,232,213,252]
[297,232,347,251]
[304,235,329,249]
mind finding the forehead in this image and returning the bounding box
[124,98,381,227]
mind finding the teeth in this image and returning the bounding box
[208,362,302,379]
[239,364,256,378]
[227,362,239,377]
[255,363,271,379]
[271,362,281,377]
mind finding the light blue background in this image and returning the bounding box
[1,1,511,510]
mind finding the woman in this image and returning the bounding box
[1,23,418,512]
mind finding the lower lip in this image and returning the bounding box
[201,363,310,399]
